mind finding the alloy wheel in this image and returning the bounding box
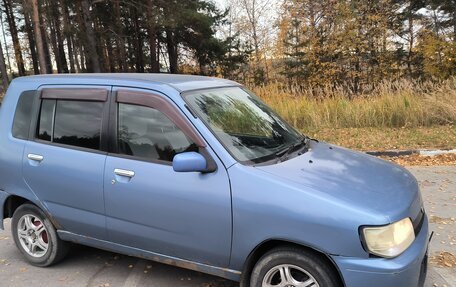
[17,214,49,258]
[262,264,320,287]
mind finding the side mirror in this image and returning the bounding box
[173,152,208,173]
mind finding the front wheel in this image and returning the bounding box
[250,247,341,287]
[11,203,69,267]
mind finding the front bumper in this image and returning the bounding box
[332,215,429,287]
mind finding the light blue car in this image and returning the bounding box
[0,74,429,287]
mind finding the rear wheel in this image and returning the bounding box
[11,203,69,266]
[250,247,341,287]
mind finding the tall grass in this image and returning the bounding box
[253,78,456,129]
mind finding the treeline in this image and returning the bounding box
[0,0,249,90]
[0,0,454,94]
[275,0,456,91]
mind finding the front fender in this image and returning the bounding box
[0,189,9,230]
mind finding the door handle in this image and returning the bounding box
[114,168,135,178]
[27,154,44,162]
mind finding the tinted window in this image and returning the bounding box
[118,104,197,162]
[12,91,35,139]
[37,99,55,141]
[53,101,103,150]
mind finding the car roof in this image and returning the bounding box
[13,73,240,93]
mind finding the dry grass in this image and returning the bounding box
[253,78,456,129]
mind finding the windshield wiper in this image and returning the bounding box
[275,136,310,162]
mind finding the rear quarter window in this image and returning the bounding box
[12,91,36,140]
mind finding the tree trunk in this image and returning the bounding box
[78,0,101,72]
[51,1,68,73]
[30,0,48,74]
[61,2,75,73]
[407,14,414,77]
[106,38,115,72]
[71,36,81,72]
[166,29,178,73]
[93,13,107,72]
[0,39,9,91]
[131,6,144,73]
[45,0,62,72]
[113,0,127,72]
[22,0,39,74]
[146,0,159,72]
[3,0,26,75]
[37,2,53,73]
[0,11,12,75]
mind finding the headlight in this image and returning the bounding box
[362,218,415,258]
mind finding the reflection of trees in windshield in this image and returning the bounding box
[187,88,303,163]
[194,94,274,137]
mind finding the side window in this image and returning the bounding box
[36,99,104,150]
[118,103,198,162]
[12,91,35,139]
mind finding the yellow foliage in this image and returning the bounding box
[251,78,456,129]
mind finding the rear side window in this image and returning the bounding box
[118,103,197,162]
[12,91,35,139]
[37,99,104,150]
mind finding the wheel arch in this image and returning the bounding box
[2,194,62,230]
[240,239,346,287]
[3,195,31,219]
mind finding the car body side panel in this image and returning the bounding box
[227,163,389,271]
[22,140,108,239]
[104,87,232,267]
[0,82,44,227]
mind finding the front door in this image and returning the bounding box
[103,88,232,267]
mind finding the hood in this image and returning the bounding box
[255,141,422,222]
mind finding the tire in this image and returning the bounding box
[250,247,342,287]
[11,203,69,267]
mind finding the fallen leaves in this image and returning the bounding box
[430,215,455,225]
[430,251,456,268]
[381,153,456,166]
[308,126,456,151]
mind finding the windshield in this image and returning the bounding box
[184,87,304,164]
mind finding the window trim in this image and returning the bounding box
[108,89,216,171]
[41,88,108,102]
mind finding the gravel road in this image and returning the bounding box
[0,166,454,287]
